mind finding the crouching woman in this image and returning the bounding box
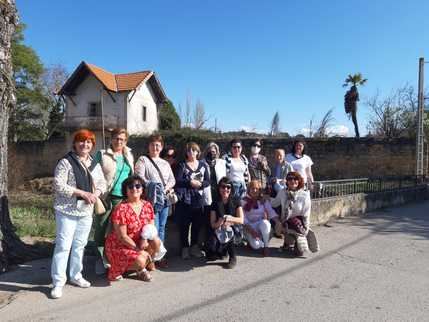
[271,171,319,256]
[206,177,244,269]
[243,180,280,257]
[105,175,161,282]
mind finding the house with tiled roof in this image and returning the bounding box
[58,61,167,149]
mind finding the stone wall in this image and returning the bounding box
[128,136,420,180]
[8,139,68,189]
[311,184,429,225]
[8,136,423,189]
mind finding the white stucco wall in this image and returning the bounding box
[65,74,126,126]
[65,74,103,118]
[64,74,127,151]
[64,74,159,149]
[127,81,159,135]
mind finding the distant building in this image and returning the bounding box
[58,61,167,149]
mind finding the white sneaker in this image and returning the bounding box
[153,243,167,262]
[51,286,63,299]
[70,277,91,288]
[190,245,204,258]
[181,247,190,260]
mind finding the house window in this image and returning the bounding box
[142,106,147,122]
[88,102,101,117]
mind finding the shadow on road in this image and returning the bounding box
[0,201,427,311]
[151,201,429,322]
[338,201,429,240]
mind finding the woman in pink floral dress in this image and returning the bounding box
[105,175,160,282]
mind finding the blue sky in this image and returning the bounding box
[17,0,429,136]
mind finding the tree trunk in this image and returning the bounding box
[0,0,46,273]
[351,110,360,138]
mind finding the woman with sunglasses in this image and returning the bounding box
[175,142,210,259]
[206,177,244,268]
[243,180,280,257]
[105,175,161,282]
[271,171,318,256]
[92,128,134,275]
[248,139,271,192]
[223,138,250,200]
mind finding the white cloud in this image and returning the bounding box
[327,125,349,137]
[295,125,349,137]
[297,128,311,136]
[239,125,266,134]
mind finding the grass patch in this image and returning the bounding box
[9,192,56,239]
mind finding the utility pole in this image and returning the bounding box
[101,89,106,150]
[416,57,426,177]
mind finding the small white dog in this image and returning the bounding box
[141,224,167,261]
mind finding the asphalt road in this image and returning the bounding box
[1,200,428,322]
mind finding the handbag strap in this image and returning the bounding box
[109,157,126,193]
[146,156,167,189]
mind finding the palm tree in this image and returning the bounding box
[343,73,367,138]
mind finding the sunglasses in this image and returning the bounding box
[232,145,242,149]
[219,184,232,190]
[286,177,298,181]
[127,183,143,190]
[252,144,261,148]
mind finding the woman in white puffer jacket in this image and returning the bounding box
[271,171,319,256]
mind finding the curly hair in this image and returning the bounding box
[285,171,305,190]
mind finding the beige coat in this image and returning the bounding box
[96,146,134,192]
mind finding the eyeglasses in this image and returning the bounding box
[286,177,298,181]
[252,144,261,148]
[127,183,143,190]
[219,184,232,190]
[232,145,241,149]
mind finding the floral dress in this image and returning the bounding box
[105,201,154,281]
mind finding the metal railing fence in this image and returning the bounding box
[311,175,428,199]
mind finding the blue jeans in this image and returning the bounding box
[51,212,93,287]
[232,181,247,200]
[155,205,169,242]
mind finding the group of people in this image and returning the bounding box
[50,128,319,299]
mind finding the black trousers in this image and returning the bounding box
[177,202,204,248]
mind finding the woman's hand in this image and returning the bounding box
[251,230,261,240]
[190,179,202,189]
[139,239,149,250]
[77,190,97,204]
[248,227,260,240]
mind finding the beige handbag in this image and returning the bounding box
[94,196,108,215]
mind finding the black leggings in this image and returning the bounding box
[177,202,204,248]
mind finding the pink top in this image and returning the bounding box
[242,200,278,225]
